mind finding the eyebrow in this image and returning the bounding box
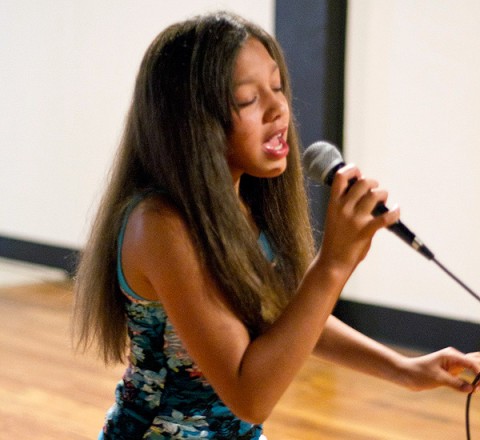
[234,63,280,87]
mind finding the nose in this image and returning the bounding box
[264,91,288,123]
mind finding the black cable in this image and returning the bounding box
[466,372,480,440]
[432,258,480,303]
[427,258,479,439]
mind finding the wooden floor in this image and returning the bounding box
[0,280,477,440]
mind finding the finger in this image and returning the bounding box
[444,348,480,375]
[370,205,401,231]
[461,354,480,375]
[355,188,388,216]
[335,177,381,217]
[437,369,476,393]
[345,178,380,206]
[331,164,362,198]
[463,356,480,375]
[466,351,480,370]
[355,188,400,232]
[438,349,480,392]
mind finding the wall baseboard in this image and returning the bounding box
[0,235,78,276]
[1,235,478,352]
[334,299,480,353]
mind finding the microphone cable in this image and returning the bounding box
[466,372,480,440]
[432,251,478,440]
[432,258,480,304]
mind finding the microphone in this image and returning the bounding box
[302,140,480,303]
[302,141,435,260]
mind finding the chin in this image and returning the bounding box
[256,165,287,179]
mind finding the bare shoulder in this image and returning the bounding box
[121,193,206,300]
[134,193,193,248]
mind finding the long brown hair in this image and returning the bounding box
[73,11,315,364]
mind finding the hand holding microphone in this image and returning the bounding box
[303,141,435,260]
[312,157,400,272]
[302,141,480,303]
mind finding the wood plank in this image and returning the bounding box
[0,282,477,439]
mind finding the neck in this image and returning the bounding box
[240,198,260,237]
[231,173,260,236]
[231,173,241,196]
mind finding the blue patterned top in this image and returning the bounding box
[99,194,273,439]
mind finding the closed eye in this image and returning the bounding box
[234,83,283,109]
[236,96,257,108]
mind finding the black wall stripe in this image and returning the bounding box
[1,230,477,352]
[275,0,347,238]
[334,299,479,353]
[0,236,78,276]
[275,0,347,149]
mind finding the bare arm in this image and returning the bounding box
[315,315,480,393]
[122,166,399,424]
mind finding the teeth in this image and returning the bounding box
[264,134,283,150]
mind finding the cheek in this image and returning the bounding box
[227,135,249,165]
[230,112,259,144]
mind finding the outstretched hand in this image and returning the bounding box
[399,347,480,393]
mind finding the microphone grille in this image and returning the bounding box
[302,141,344,184]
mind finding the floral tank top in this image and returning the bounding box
[99,193,274,439]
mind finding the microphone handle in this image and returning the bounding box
[371,202,435,260]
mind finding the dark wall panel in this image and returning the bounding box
[275,0,347,236]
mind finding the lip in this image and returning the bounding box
[262,128,289,159]
[264,127,287,142]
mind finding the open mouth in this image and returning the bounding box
[263,133,284,151]
[263,133,289,157]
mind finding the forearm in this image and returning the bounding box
[314,315,406,386]
[235,260,350,422]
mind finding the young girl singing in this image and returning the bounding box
[73,11,480,440]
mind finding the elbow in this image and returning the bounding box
[226,395,274,425]
[233,408,272,426]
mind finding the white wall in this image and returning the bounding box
[0,0,274,248]
[3,0,478,323]
[344,0,480,323]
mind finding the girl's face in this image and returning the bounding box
[227,38,290,188]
